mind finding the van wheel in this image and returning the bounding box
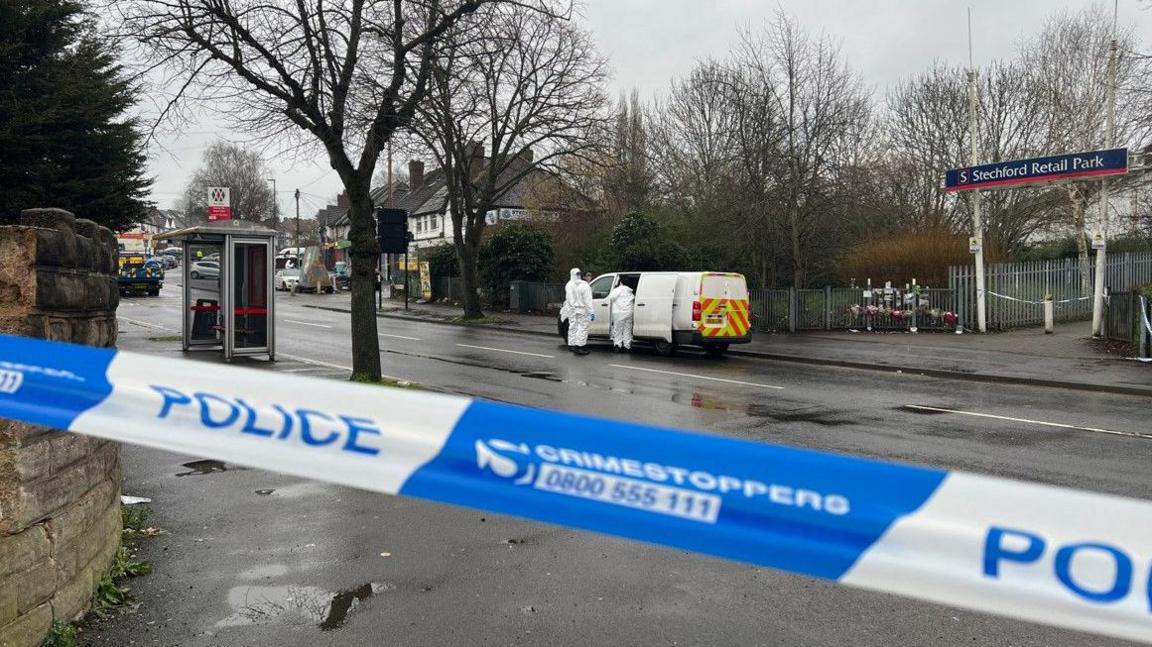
[190,271,200,279]
[653,339,676,356]
[703,343,729,357]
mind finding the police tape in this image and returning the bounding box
[977,288,1091,306]
[0,334,1150,643]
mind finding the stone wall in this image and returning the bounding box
[0,209,122,647]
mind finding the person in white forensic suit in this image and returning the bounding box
[607,283,635,352]
[564,267,593,355]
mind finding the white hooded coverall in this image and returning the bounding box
[564,268,593,347]
[608,284,635,349]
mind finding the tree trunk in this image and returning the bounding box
[458,241,483,318]
[346,182,382,379]
[1069,188,1091,295]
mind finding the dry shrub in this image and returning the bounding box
[837,230,1003,288]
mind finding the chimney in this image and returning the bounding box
[336,191,350,208]
[409,160,425,191]
[468,141,485,178]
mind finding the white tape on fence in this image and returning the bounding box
[0,334,1150,643]
[978,288,1091,306]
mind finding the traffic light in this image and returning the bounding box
[375,207,409,254]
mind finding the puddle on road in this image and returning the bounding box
[673,391,734,411]
[175,460,232,477]
[745,404,856,427]
[218,582,393,631]
[319,583,378,630]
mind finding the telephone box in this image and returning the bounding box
[153,222,277,361]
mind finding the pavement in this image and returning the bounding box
[78,285,1152,646]
[315,296,1152,397]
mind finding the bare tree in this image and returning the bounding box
[182,141,277,225]
[413,4,608,318]
[109,0,549,379]
[1022,5,1152,287]
[751,14,870,288]
[648,61,738,209]
[601,90,651,214]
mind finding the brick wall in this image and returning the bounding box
[0,209,122,647]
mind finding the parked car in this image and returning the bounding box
[189,260,220,280]
[557,271,751,356]
[275,268,301,291]
[147,256,173,270]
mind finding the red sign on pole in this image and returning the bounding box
[207,187,232,221]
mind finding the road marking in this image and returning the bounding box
[278,353,352,372]
[380,333,422,341]
[284,319,332,329]
[902,405,1151,440]
[117,316,173,332]
[609,364,784,390]
[278,353,415,385]
[456,344,554,359]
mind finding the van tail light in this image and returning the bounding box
[692,301,702,321]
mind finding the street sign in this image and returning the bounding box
[945,148,1128,192]
[1091,231,1106,250]
[375,207,408,254]
[207,186,232,221]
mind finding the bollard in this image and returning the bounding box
[1043,297,1054,334]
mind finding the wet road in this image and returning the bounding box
[90,286,1151,646]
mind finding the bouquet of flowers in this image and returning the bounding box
[848,304,863,317]
[929,308,942,319]
[865,304,879,317]
[891,308,904,321]
[943,311,958,326]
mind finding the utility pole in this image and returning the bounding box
[1092,0,1119,337]
[267,178,278,227]
[294,188,301,251]
[967,10,987,333]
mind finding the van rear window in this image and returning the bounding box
[701,275,747,299]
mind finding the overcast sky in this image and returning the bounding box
[143,0,1152,218]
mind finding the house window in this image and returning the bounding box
[431,216,438,230]
[416,218,423,234]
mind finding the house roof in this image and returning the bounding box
[321,156,583,227]
[315,204,348,228]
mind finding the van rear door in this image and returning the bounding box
[633,274,677,342]
[698,274,751,339]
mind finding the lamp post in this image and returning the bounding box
[267,177,279,249]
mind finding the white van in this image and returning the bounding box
[558,271,751,356]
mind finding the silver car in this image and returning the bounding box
[189,260,220,280]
